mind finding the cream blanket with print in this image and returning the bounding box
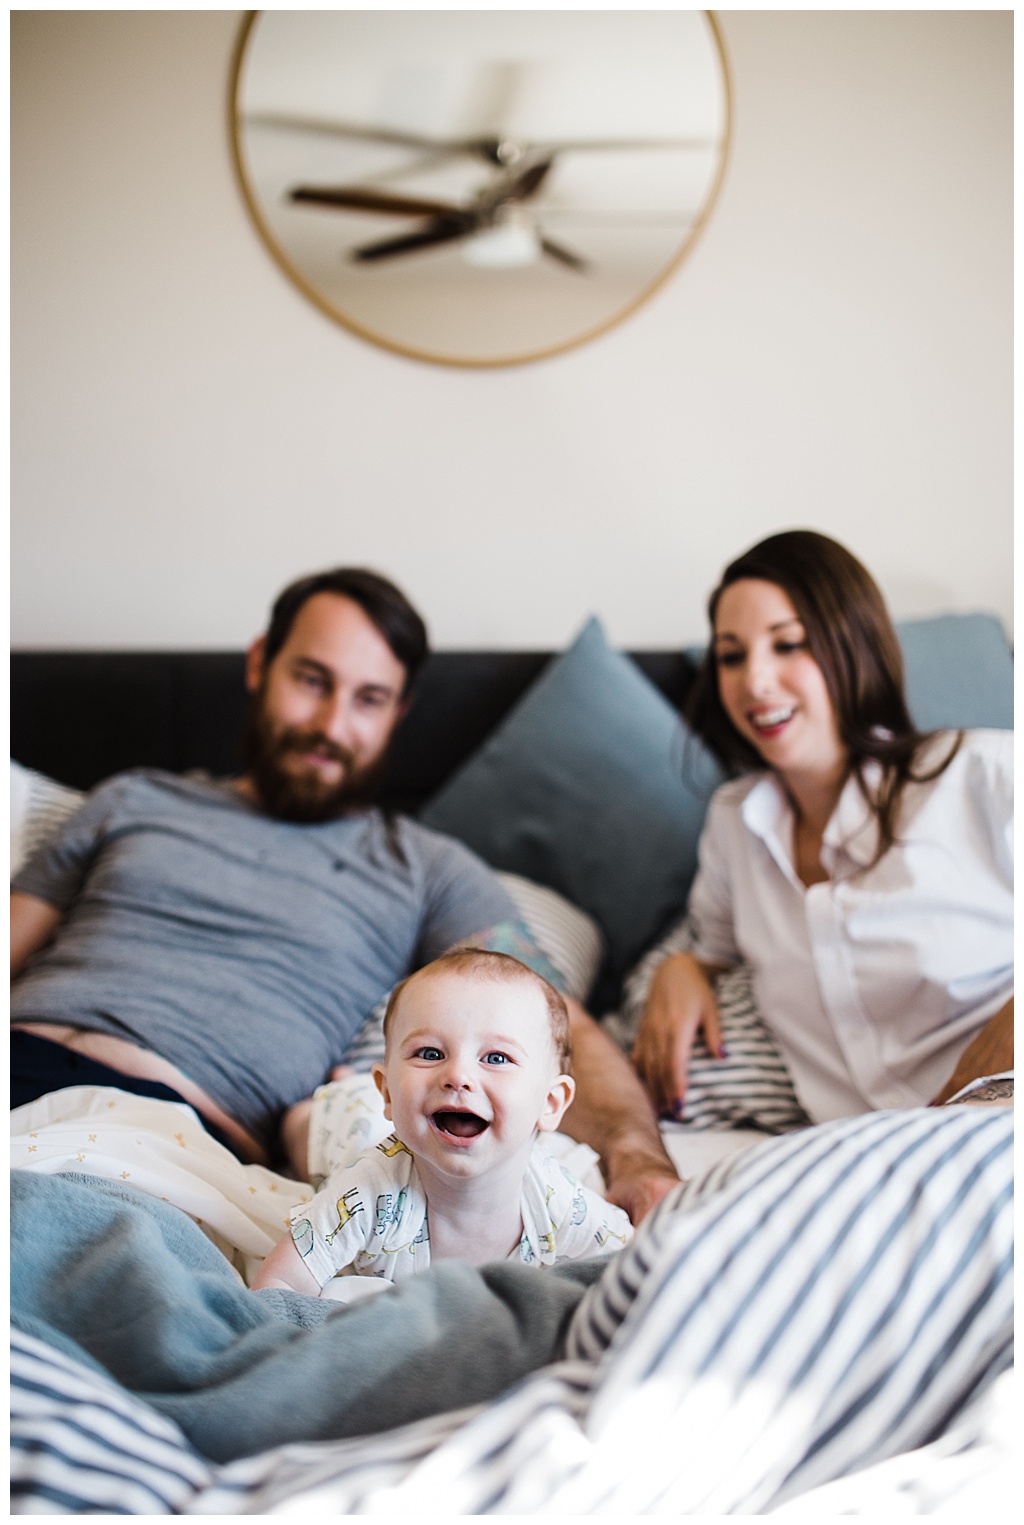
[10,1083,609,1289]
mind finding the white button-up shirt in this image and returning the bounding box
[687,729,1013,1121]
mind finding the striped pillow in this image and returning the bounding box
[10,762,85,879]
[609,917,808,1133]
[497,871,604,1002]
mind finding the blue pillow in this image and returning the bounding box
[686,612,1013,732]
[420,618,724,989]
[897,613,1013,731]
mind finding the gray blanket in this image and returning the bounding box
[10,1170,604,1464]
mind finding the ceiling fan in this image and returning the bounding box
[289,146,586,270]
[251,115,714,270]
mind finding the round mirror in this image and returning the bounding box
[231,10,731,368]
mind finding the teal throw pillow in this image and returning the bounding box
[419,617,724,991]
[896,613,1013,731]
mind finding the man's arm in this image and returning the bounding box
[930,998,1014,1106]
[561,997,680,1223]
[11,892,63,977]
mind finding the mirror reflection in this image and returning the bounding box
[233,11,730,366]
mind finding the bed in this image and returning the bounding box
[10,611,1014,1512]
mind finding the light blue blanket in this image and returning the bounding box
[10,1170,603,1463]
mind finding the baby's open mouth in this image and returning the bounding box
[432,1110,489,1138]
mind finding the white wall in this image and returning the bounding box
[11,8,1012,650]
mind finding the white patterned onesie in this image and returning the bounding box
[290,1132,633,1288]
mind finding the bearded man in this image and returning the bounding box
[11,568,679,1220]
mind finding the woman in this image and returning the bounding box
[632,530,1013,1123]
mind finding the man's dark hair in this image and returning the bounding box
[263,568,430,694]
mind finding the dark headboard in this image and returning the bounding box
[10,650,699,813]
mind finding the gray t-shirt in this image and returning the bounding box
[11,771,515,1145]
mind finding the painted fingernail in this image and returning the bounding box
[717,1044,730,1059]
[672,1098,684,1119]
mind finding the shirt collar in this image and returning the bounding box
[740,774,801,888]
[740,763,882,880]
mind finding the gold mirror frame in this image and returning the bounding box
[230,10,732,369]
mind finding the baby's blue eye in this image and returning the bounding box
[484,1051,511,1065]
[416,1046,443,1061]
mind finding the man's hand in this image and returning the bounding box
[605,1155,682,1224]
[930,998,1014,1106]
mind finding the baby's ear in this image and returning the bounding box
[372,1063,393,1120]
[536,1074,576,1134]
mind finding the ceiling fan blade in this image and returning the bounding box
[249,112,455,152]
[246,111,508,164]
[351,217,472,263]
[534,136,722,154]
[290,184,467,218]
[539,237,589,273]
[249,113,719,158]
[504,157,555,204]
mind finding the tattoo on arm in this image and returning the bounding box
[456,920,567,993]
[946,1077,1014,1105]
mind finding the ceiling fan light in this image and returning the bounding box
[462,223,540,269]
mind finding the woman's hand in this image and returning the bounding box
[632,953,726,1117]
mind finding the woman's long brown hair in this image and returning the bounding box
[686,530,961,862]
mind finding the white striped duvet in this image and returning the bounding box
[11,1105,1011,1515]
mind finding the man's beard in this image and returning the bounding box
[242,697,389,823]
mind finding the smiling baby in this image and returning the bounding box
[251,949,632,1293]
